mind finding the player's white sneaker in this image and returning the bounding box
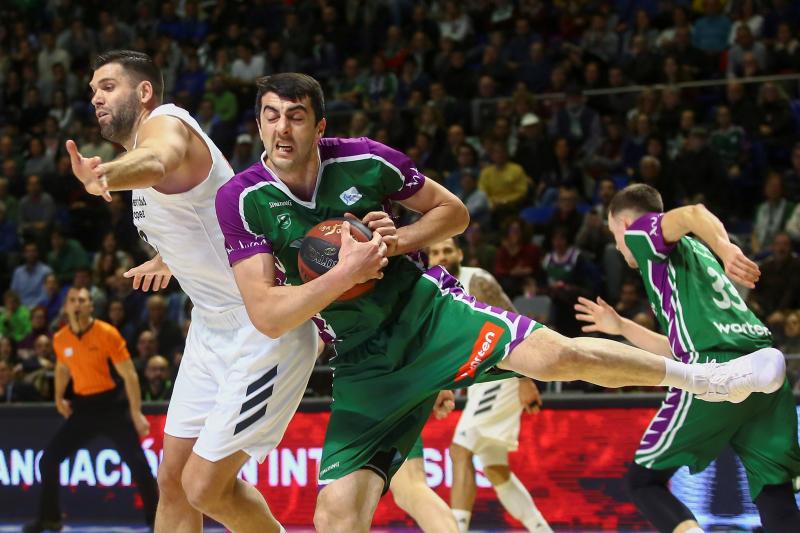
[695,347,785,403]
[524,509,554,533]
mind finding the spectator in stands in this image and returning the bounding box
[748,232,800,324]
[710,105,747,177]
[440,49,475,101]
[0,359,41,402]
[23,138,55,178]
[728,24,768,78]
[134,330,158,372]
[141,354,173,401]
[230,42,265,85]
[229,133,257,173]
[693,0,732,55]
[542,186,584,245]
[461,221,497,271]
[548,85,602,161]
[458,171,490,228]
[615,279,655,331]
[79,125,115,162]
[107,299,137,352]
[494,217,541,298]
[137,295,182,362]
[11,243,51,308]
[770,22,799,73]
[656,6,693,50]
[777,310,800,356]
[784,143,800,202]
[726,79,760,133]
[479,141,529,220]
[514,112,549,181]
[1,290,31,343]
[623,35,661,85]
[752,172,794,255]
[576,178,616,261]
[437,1,473,44]
[41,274,63,324]
[538,137,581,206]
[364,55,398,109]
[757,81,796,154]
[728,0,764,43]
[635,155,682,210]
[18,175,55,243]
[581,11,618,64]
[328,57,365,111]
[0,201,18,266]
[674,127,728,214]
[47,228,88,285]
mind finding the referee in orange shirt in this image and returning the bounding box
[25,287,158,533]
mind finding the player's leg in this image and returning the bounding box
[181,450,284,533]
[155,436,202,533]
[732,379,800,532]
[499,327,785,399]
[314,469,385,533]
[625,464,699,533]
[105,412,159,527]
[449,443,477,533]
[480,448,552,533]
[24,412,97,533]
[390,457,458,533]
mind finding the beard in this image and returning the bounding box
[99,93,139,144]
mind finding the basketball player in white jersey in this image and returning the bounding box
[65,50,328,533]
[428,237,553,533]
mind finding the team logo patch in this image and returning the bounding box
[339,186,363,206]
[276,213,292,229]
[453,322,504,382]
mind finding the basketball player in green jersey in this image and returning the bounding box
[575,183,800,533]
[213,73,786,533]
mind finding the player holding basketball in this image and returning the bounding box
[427,237,551,533]
[65,51,322,533]
[575,184,800,533]
[215,72,786,533]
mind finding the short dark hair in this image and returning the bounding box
[608,184,664,216]
[93,50,164,104]
[254,73,325,124]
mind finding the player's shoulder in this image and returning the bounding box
[217,162,274,205]
[319,136,406,166]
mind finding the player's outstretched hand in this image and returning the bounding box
[337,221,388,284]
[361,211,399,257]
[124,254,172,291]
[519,379,542,414]
[574,296,623,336]
[433,390,456,419]
[719,242,760,288]
[65,139,112,202]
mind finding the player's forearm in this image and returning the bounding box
[122,373,143,414]
[395,201,469,256]
[619,317,673,358]
[102,148,168,191]
[664,204,730,254]
[246,268,354,339]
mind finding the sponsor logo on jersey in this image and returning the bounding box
[649,215,660,237]
[712,322,771,336]
[276,213,292,230]
[65,347,73,357]
[454,322,504,382]
[269,200,292,208]
[339,186,363,206]
[320,461,339,476]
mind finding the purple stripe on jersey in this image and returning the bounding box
[311,315,336,344]
[628,212,677,257]
[319,137,425,200]
[425,265,536,354]
[637,387,682,452]
[216,163,275,265]
[649,261,689,361]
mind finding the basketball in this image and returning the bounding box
[298,217,376,301]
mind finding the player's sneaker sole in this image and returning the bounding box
[696,347,785,403]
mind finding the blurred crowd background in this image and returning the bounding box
[1,0,800,404]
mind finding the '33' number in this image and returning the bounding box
[706,266,746,311]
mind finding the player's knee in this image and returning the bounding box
[483,464,511,486]
[181,469,223,513]
[391,486,416,515]
[314,488,365,532]
[157,462,185,502]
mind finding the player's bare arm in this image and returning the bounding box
[660,204,760,288]
[469,274,516,312]
[574,296,672,357]
[53,361,72,419]
[233,221,387,338]
[395,179,470,256]
[114,358,150,437]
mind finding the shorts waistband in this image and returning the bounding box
[192,305,251,329]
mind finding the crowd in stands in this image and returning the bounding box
[1,0,800,402]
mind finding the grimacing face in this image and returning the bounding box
[258,92,325,175]
[90,63,143,144]
[608,212,639,268]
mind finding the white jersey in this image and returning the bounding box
[131,104,240,315]
[453,265,523,454]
